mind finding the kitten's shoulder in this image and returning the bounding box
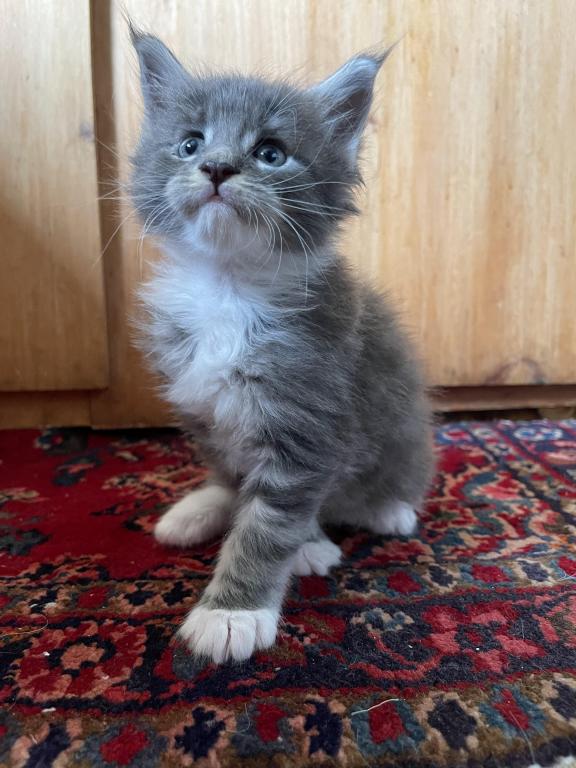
[312,256,421,369]
[306,257,397,334]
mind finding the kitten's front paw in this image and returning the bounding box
[155,484,234,547]
[291,538,342,576]
[178,606,279,663]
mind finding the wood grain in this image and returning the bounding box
[90,0,576,426]
[337,0,576,386]
[0,392,91,429]
[0,0,108,391]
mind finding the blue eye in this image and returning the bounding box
[178,134,203,159]
[254,142,287,167]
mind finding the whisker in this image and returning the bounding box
[137,201,178,277]
[91,208,136,270]
[262,200,320,301]
[275,198,350,215]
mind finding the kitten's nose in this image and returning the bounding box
[199,161,239,188]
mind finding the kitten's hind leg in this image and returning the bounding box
[366,500,418,537]
[291,521,342,576]
[154,481,235,547]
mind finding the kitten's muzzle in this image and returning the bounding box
[200,161,240,190]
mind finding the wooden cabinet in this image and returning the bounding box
[0,0,108,393]
[1,0,575,427]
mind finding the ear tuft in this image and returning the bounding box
[130,28,190,110]
[309,48,393,159]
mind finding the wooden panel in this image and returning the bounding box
[434,385,576,413]
[0,392,91,429]
[89,0,168,427]
[343,0,576,387]
[92,0,576,427]
[0,0,108,391]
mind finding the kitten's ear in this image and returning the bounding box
[310,50,390,159]
[130,26,190,110]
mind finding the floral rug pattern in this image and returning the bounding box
[1,421,575,767]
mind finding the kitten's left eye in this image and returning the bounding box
[254,142,287,167]
[177,134,204,159]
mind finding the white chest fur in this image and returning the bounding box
[139,255,270,428]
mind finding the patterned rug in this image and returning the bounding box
[1,421,576,768]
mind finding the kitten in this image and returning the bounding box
[130,30,434,663]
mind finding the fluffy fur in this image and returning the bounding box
[130,30,434,663]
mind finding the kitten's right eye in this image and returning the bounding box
[177,134,204,159]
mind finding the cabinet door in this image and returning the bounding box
[92,0,576,426]
[343,0,576,387]
[0,0,108,392]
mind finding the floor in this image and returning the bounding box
[1,420,575,767]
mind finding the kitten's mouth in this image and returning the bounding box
[201,190,237,211]
[181,186,243,221]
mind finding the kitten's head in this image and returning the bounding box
[131,30,387,265]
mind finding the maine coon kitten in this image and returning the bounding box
[130,30,434,663]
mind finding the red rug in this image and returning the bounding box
[1,421,575,767]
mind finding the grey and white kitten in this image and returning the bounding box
[131,31,434,664]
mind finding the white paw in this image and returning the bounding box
[291,538,342,576]
[154,485,234,547]
[371,501,417,536]
[178,606,279,663]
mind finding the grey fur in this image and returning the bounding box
[130,31,434,649]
